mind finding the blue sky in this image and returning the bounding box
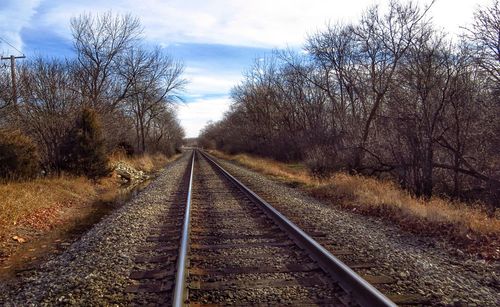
[0,0,492,136]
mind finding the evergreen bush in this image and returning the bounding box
[60,108,109,178]
[0,129,40,180]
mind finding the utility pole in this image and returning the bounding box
[1,54,25,105]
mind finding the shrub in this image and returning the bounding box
[60,108,109,179]
[0,129,40,180]
[304,145,339,178]
[117,141,135,156]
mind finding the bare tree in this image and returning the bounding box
[349,0,433,170]
[16,58,79,171]
[465,0,500,84]
[71,12,142,112]
[121,46,186,153]
[384,33,460,197]
[149,107,185,155]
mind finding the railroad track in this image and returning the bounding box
[127,150,396,306]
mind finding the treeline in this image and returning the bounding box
[0,12,185,179]
[200,0,499,204]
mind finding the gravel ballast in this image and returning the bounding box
[215,156,500,306]
[0,154,190,306]
[187,155,345,305]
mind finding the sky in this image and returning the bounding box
[0,0,492,137]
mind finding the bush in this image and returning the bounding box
[117,141,135,156]
[0,129,40,180]
[60,108,109,179]
[304,145,339,178]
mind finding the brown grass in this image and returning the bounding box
[0,176,97,236]
[211,151,312,184]
[210,150,500,259]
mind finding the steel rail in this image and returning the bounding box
[199,150,396,307]
[172,151,195,307]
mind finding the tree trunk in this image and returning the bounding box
[353,94,383,171]
[139,116,146,153]
[422,144,433,199]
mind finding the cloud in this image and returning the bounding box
[0,0,41,55]
[22,0,375,49]
[176,97,232,137]
[431,0,492,36]
[185,71,241,96]
[5,0,495,55]
[136,0,343,47]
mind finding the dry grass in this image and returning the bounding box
[210,150,500,258]
[312,173,499,236]
[0,176,97,236]
[211,151,312,184]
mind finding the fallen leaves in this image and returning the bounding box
[21,205,62,230]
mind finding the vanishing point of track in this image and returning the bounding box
[127,150,396,306]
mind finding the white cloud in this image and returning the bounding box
[65,0,366,47]
[0,0,41,55]
[176,97,232,137]
[431,0,491,37]
[30,0,495,49]
[184,70,242,96]
[3,0,495,54]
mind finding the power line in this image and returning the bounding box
[1,54,25,105]
[0,36,25,56]
[0,35,26,105]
